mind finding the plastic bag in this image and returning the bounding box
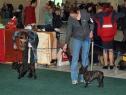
[5,16,17,29]
[57,48,70,66]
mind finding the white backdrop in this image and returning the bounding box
[35,0,48,25]
[108,0,118,10]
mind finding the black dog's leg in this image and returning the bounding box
[97,78,101,87]
[32,68,37,79]
[101,81,104,87]
[84,81,88,87]
[21,71,27,77]
[101,76,104,87]
[32,73,37,79]
[98,75,104,87]
[18,71,22,79]
[28,72,33,78]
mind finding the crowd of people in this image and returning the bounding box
[1,0,126,84]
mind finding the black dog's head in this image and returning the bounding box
[12,61,20,69]
[79,65,88,74]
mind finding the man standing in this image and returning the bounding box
[22,0,37,26]
[79,1,85,9]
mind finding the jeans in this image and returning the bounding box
[71,37,91,81]
[37,24,52,29]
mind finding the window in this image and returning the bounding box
[49,0,62,5]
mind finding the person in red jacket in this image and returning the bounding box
[91,3,124,69]
[22,0,37,26]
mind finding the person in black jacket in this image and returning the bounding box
[63,8,94,84]
[120,0,126,41]
[78,1,85,9]
[52,8,62,29]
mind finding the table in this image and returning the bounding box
[0,29,5,62]
[0,29,57,65]
[28,32,57,65]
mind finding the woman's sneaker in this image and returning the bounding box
[72,80,78,84]
[80,80,86,83]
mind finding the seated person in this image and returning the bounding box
[1,3,7,12]
[52,8,62,30]
[37,8,53,31]
[37,8,62,32]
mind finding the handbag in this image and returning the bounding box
[57,48,70,66]
[5,16,17,29]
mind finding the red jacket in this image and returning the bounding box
[91,8,124,42]
[24,5,36,26]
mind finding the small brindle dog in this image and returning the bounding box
[79,65,104,87]
[12,61,37,79]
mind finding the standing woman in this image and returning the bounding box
[91,3,124,69]
[63,8,94,84]
[12,29,39,78]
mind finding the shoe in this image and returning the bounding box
[103,66,108,69]
[110,66,113,69]
[80,80,86,83]
[72,80,78,85]
[93,63,98,66]
[28,73,32,78]
[42,28,45,31]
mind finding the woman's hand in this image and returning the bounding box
[89,31,93,39]
[63,44,67,52]
[35,63,38,70]
[28,43,32,48]
[13,44,18,49]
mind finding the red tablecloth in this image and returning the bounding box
[5,29,23,63]
[0,29,5,62]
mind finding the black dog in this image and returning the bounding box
[79,65,104,87]
[118,60,126,70]
[12,61,37,79]
[91,40,126,65]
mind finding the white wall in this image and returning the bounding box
[67,0,107,4]
[0,0,124,9]
[36,0,48,25]
[118,0,124,5]
[0,0,27,10]
[66,0,124,4]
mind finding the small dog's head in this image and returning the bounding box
[79,65,88,74]
[12,61,20,69]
